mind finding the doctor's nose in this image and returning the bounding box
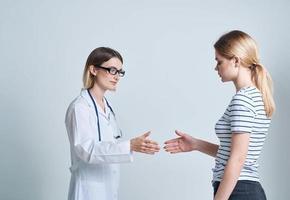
[114,75,120,81]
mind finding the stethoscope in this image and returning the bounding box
[87,89,122,141]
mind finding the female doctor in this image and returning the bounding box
[65,47,160,200]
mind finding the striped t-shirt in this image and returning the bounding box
[212,86,271,182]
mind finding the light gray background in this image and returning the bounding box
[1,0,289,199]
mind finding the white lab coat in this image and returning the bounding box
[65,89,133,200]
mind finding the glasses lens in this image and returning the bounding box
[109,68,118,75]
[119,70,125,77]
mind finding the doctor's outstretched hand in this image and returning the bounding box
[130,131,160,154]
[164,130,199,153]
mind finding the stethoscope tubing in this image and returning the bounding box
[87,89,120,141]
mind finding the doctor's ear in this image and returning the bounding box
[89,65,98,76]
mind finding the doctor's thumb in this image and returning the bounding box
[142,131,151,138]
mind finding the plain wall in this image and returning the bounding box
[1,0,290,199]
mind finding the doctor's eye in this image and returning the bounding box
[108,68,125,77]
[95,65,125,77]
[109,68,118,74]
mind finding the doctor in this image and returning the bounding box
[65,47,160,200]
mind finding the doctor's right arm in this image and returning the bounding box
[65,103,159,164]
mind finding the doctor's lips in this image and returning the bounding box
[110,81,118,85]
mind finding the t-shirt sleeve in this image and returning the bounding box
[229,93,256,134]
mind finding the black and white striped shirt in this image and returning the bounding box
[212,86,271,182]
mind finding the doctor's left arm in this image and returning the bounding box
[65,103,133,164]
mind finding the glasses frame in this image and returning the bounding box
[94,65,125,77]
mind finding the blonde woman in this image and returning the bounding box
[164,30,275,200]
[65,47,160,200]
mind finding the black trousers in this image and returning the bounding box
[213,180,267,200]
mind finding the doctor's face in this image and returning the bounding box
[214,50,238,82]
[93,57,124,91]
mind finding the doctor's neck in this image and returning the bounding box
[89,84,106,103]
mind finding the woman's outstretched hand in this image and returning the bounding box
[130,131,160,154]
[164,130,199,153]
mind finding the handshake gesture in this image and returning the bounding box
[130,130,199,155]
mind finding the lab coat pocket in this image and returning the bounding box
[85,181,106,200]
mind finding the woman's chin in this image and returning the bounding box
[108,86,117,91]
[220,77,229,82]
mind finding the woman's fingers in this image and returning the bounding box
[164,139,182,153]
[164,141,179,148]
[164,140,179,151]
[164,138,179,144]
[164,145,181,153]
[169,149,182,154]
[175,130,186,137]
[164,142,179,148]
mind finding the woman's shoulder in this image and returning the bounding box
[233,86,260,102]
[67,90,91,112]
[230,86,259,114]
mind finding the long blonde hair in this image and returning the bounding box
[214,30,275,117]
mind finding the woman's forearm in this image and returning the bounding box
[196,139,219,157]
[214,157,244,200]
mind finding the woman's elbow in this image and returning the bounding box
[228,155,246,167]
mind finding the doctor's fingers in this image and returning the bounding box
[147,144,160,151]
[142,142,160,151]
[140,131,151,138]
[136,145,157,154]
[144,139,159,146]
[140,146,159,154]
[140,150,155,155]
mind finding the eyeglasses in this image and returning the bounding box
[95,65,125,77]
